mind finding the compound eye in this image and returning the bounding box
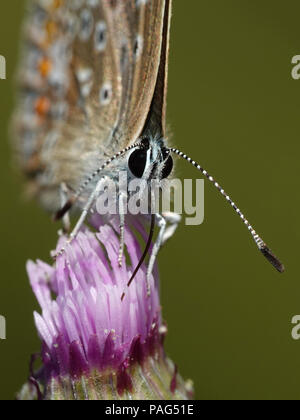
[128,149,147,178]
[161,155,173,179]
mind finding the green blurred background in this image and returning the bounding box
[0,0,299,400]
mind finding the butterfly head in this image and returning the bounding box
[128,136,173,181]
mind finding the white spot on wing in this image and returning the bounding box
[94,21,107,52]
[76,68,93,98]
[136,0,148,6]
[134,34,143,59]
[47,40,71,95]
[87,0,99,7]
[79,8,94,42]
[99,82,112,106]
[76,68,93,84]
[81,81,93,98]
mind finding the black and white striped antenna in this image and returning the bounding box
[169,148,284,273]
[54,141,143,221]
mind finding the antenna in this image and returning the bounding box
[169,148,285,273]
[54,141,143,221]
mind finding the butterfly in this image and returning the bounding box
[13,0,284,299]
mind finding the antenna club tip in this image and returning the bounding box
[260,246,285,273]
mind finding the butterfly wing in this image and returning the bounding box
[13,0,171,211]
[143,0,172,138]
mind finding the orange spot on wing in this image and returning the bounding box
[38,57,52,78]
[35,96,51,117]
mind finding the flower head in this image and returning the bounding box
[21,220,192,400]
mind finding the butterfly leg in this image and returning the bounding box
[146,212,181,296]
[118,191,127,267]
[58,183,71,234]
[146,213,166,296]
[161,211,181,246]
[54,177,106,258]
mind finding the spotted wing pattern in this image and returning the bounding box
[13,0,169,212]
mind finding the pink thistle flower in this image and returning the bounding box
[19,221,193,400]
